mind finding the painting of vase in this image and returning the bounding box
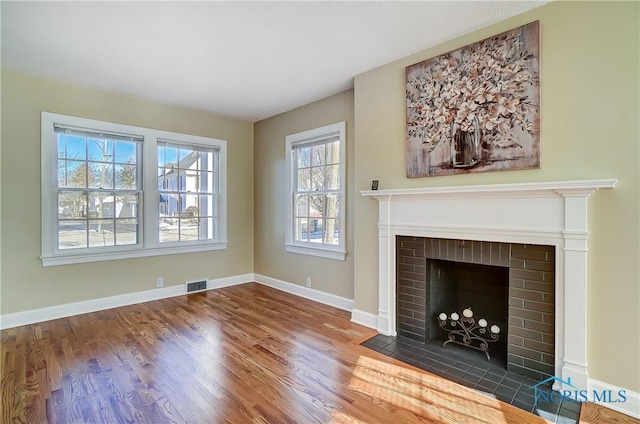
[406,21,540,178]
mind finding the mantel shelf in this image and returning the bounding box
[360,179,617,200]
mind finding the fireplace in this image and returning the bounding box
[360,179,616,391]
[396,236,555,380]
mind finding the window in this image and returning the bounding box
[285,122,346,260]
[41,112,227,266]
[157,141,218,243]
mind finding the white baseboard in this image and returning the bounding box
[253,273,354,312]
[351,308,378,329]
[0,274,253,330]
[589,378,640,419]
[208,273,254,290]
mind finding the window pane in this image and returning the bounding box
[311,167,324,191]
[115,219,138,245]
[198,151,213,171]
[158,214,179,243]
[87,138,112,161]
[89,220,115,247]
[197,217,213,240]
[57,135,66,159]
[183,194,199,217]
[179,218,198,241]
[87,163,108,189]
[297,147,311,168]
[58,220,87,249]
[311,144,325,166]
[163,193,179,216]
[325,193,339,218]
[297,169,310,192]
[114,141,136,164]
[325,141,340,165]
[309,194,324,218]
[159,221,179,243]
[295,194,308,217]
[199,171,213,193]
[308,218,323,243]
[158,145,178,167]
[324,219,339,245]
[199,195,213,217]
[65,135,86,160]
[58,191,87,219]
[296,218,308,242]
[89,192,115,218]
[178,147,195,163]
[325,165,340,190]
[117,193,139,218]
[63,161,88,188]
[115,163,137,189]
[185,170,199,192]
[159,196,172,225]
[57,162,66,188]
[159,167,175,189]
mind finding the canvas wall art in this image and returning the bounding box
[406,21,540,178]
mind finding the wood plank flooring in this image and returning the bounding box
[579,403,640,424]
[2,282,552,423]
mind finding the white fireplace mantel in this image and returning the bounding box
[360,179,617,391]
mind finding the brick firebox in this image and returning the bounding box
[396,236,555,381]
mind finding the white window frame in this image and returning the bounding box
[284,121,346,261]
[41,111,227,266]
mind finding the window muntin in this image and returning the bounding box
[285,122,346,260]
[41,112,228,266]
[157,141,218,243]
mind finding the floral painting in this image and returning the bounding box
[406,21,540,177]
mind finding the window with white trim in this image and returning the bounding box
[285,122,346,260]
[157,141,218,243]
[41,112,227,266]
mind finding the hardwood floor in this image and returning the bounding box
[579,403,639,424]
[2,283,551,423]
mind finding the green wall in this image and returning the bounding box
[254,90,355,299]
[353,1,639,391]
[0,70,254,314]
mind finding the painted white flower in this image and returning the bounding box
[498,97,520,116]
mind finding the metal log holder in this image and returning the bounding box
[437,308,500,361]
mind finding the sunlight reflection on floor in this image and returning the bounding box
[349,354,512,424]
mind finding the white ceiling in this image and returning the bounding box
[1,1,547,122]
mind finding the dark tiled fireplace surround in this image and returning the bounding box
[364,237,577,419]
[396,236,555,381]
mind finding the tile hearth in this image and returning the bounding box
[362,334,582,423]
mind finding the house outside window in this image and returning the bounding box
[285,122,346,260]
[41,112,227,266]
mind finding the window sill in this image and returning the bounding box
[284,243,346,261]
[41,241,228,266]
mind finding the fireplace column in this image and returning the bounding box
[555,189,596,391]
[377,196,394,335]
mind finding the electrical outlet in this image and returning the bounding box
[305,277,311,288]
[156,277,164,288]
